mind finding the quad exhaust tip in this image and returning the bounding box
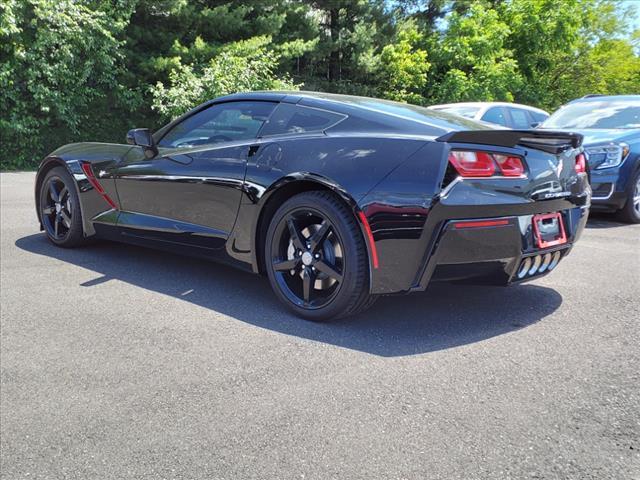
[517,251,562,279]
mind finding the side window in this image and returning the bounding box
[260,104,346,137]
[530,111,549,123]
[158,101,276,148]
[509,108,534,129]
[480,107,508,126]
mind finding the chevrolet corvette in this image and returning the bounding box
[35,91,590,320]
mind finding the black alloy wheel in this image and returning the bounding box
[42,176,72,240]
[39,167,87,247]
[265,191,375,321]
[272,209,344,308]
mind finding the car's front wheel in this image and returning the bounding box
[39,166,87,247]
[265,191,375,321]
[617,169,640,224]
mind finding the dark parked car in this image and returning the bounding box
[35,91,590,320]
[541,95,640,223]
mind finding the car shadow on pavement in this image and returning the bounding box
[15,234,563,357]
[586,212,630,229]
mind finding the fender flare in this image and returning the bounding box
[250,172,375,290]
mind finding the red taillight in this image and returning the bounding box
[81,163,118,210]
[448,151,495,177]
[574,153,587,174]
[494,154,525,177]
[448,151,525,177]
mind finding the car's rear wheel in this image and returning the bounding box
[617,169,640,224]
[39,166,87,247]
[265,191,375,321]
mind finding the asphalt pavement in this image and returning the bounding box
[1,171,639,479]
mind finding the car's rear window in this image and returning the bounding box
[260,104,346,136]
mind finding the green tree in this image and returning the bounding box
[503,0,640,109]
[376,20,430,103]
[150,36,299,120]
[2,0,640,171]
[429,1,522,103]
[300,0,395,95]
[121,0,315,127]
[0,0,135,169]
[392,0,471,31]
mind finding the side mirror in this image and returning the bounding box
[126,128,158,159]
[530,122,541,129]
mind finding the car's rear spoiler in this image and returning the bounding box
[436,130,583,154]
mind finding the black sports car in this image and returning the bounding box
[35,91,590,320]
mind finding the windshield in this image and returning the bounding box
[543,100,640,129]
[433,106,481,119]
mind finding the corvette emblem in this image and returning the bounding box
[549,157,563,177]
[542,191,571,199]
[555,158,564,177]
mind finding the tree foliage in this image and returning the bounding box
[1,0,135,168]
[430,2,522,102]
[377,20,430,103]
[1,0,639,169]
[150,36,299,120]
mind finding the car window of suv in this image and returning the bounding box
[158,101,276,148]
[259,104,346,137]
[480,107,508,126]
[509,108,534,129]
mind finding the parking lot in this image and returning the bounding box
[1,171,639,478]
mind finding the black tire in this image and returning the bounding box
[264,191,376,321]
[39,166,87,247]
[616,169,640,224]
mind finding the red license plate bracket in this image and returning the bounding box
[533,212,567,248]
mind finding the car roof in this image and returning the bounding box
[428,102,549,114]
[213,91,512,114]
[567,94,640,104]
[201,90,493,135]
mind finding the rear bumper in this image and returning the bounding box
[415,206,588,289]
[359,140,591,295]
[363,200,589,295]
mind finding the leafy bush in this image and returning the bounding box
[377,21,430,104]
[0,0,133,170]
[1,0,638,170]
[150,37,299,121]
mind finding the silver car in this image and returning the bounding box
[428,102,549,129]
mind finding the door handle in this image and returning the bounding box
[248,145,260,157]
